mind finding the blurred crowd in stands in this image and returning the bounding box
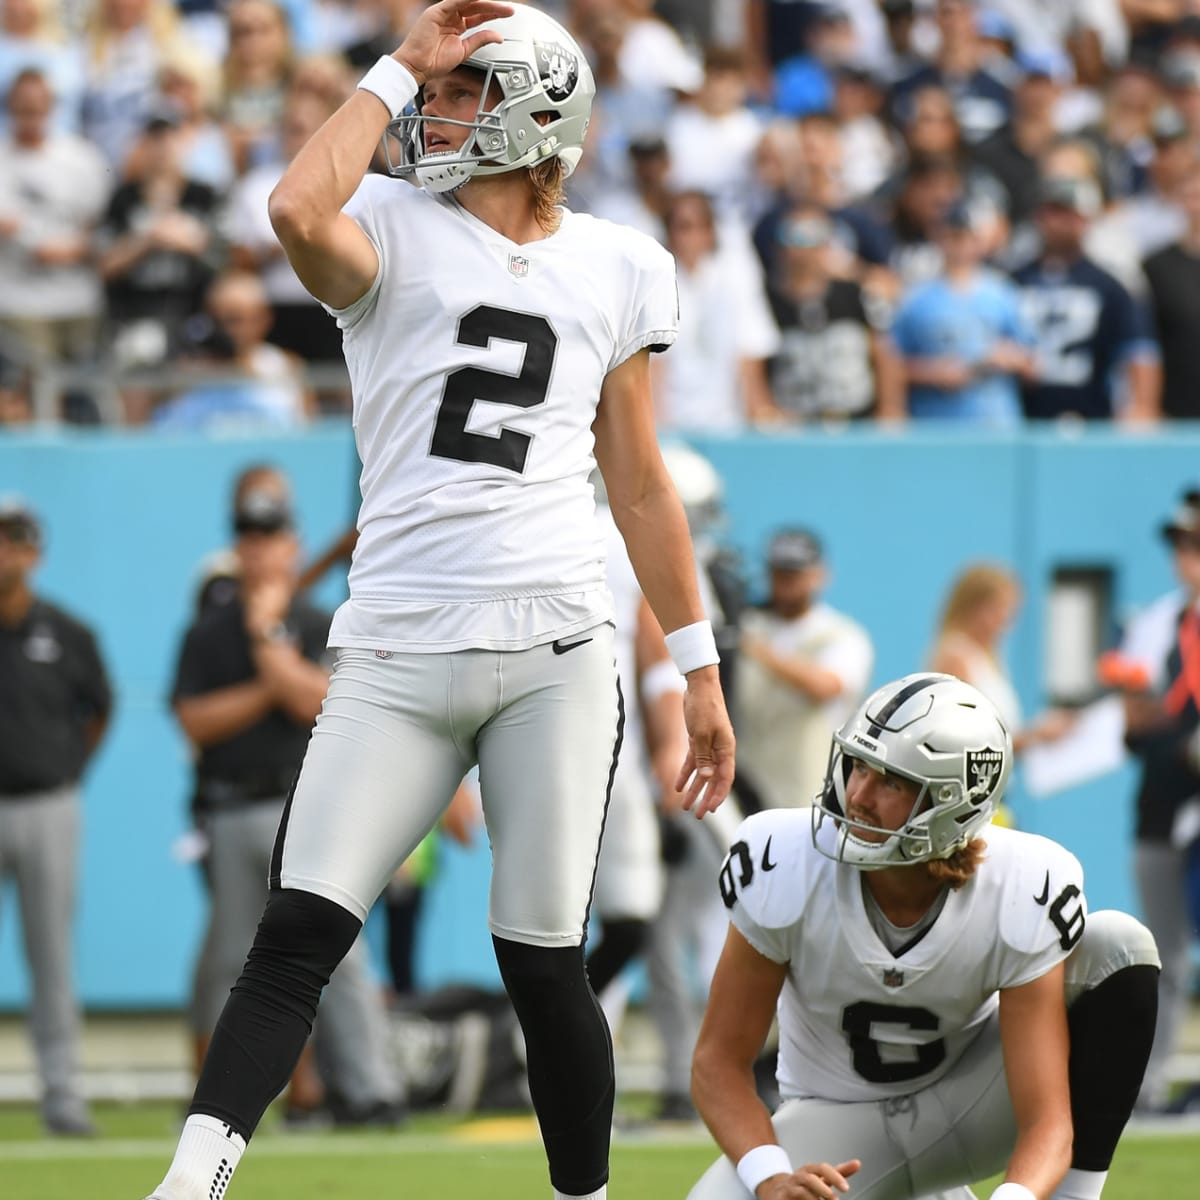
[5,0,1200,427]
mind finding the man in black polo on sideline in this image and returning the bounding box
[0,497,112,1137]
[171,477,403,1125]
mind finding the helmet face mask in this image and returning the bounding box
[811,673,1013,870]
[382,8,594,194]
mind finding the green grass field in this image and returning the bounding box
[1,1103,1197,1200]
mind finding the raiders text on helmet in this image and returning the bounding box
[812,672,1014,869]
[384,5,595,193]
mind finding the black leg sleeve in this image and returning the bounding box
[1068,964,1160,1171]
[190,888,363,1140]
[585,917,648,998]
[493,935,614,1197]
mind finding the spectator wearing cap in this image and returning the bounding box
[1100,103,1194,262]
[891,198,1034,425]
[0,68,110,373]
[1144,161,1200,419]
[890,0,1014,146]
[170,465,405,1128]
[1015,137,1147,296]
[1084,103,1195,278]
[1118,490,1200,1114]
[1014,174,1161,422]
[735,528,873,812]
[1163,48,1200,150]
[766,203,904,423]
[974,49,1075,227]
[95,101,219,388]
[0,497,112,1136]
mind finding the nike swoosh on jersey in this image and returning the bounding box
[1034,871,1050,905]
[761,836,777,872]
[552,636,594,655]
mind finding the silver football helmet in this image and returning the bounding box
[383,5,595,193]
[659,440,725,540]
[812,672,1013,869]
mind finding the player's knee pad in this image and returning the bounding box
[236,887,363,1023]
[1065,908,1160,1007]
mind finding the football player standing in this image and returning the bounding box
[141,4,734,1200]
[690,673,1158,1200]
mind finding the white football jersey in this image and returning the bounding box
[325,177,679,652]
[721,810,1086,1102]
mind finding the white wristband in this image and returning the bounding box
[665,619,720,676]
[356,55,419,119]
[736,1144,792,1194]
[990,1185,1036,1200]
[641,658,686,704]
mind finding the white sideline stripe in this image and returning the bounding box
[0,1128,715,1162]
[1,1118,1197,1164]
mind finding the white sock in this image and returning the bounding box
[1051,1167,1108,1200]
[554,1188,606,1200]
[150,1114,247,1200]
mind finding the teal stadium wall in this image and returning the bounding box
[0,423,1196,1008]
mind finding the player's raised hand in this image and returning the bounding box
[394,1,514,85]
[761,1159,861,1199]
[676,667,735,817]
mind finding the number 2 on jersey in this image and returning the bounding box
[430,305,559,473]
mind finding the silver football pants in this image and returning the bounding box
[276,627,621,947]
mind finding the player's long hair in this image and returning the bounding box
[926,837,987,889]
[530,155,566,233]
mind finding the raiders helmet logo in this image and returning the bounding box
[535,41,579,102]
[965,747,1004,802]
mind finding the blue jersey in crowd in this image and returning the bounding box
[890,269,1031,426]
[1013,257,1158,421]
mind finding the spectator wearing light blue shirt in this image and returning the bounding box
[891,200,1035,425]
[0,0,85,136]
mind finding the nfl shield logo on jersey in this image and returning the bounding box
[882,967,904,988]
[508,254,530,278]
